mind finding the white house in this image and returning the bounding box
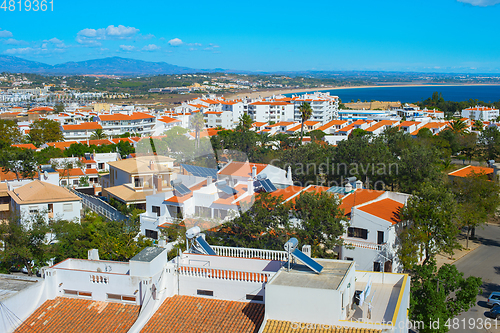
[462,106,499,121]
[8,180,82,223]
[338,189,410,273]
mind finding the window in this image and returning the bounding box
[145,229,158,240]
[377,231,384,245]
[63,203,73,212]
[373,262,381,272]
[345,257,353,261]
[29,206,38,213]
[134,177,144,188]
[61,180,67,186]
[48,204,53,213]
[347,227,368,240]
[152,206,161,217]
[197,289,213,296]
[107,293,136,303]
[98,163,105,170]
[246,294,264,301]
[195,206,211,218]
[73,179,79,185]
[64,289,92,298]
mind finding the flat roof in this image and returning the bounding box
[130,247,166,262]
[0,274,41,301]
[269,260,352,290]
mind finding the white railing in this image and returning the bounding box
[343,238,384,251]
[178,265,273,283]
[211,245,288,261]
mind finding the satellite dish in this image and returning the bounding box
[256,173,267,180]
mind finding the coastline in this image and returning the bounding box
[225,83,500,100]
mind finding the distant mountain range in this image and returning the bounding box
[0,55,206,75]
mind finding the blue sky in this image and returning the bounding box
[1,0,500,72]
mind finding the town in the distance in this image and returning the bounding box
[1,71,500,333]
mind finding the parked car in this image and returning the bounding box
[487,292,500,307]
[490,304,500,319]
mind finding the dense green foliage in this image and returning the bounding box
[28,119,64,147]
[410,260,482,333]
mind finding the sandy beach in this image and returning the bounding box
[225,83,500,100]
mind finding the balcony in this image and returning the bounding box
[342,237,385,251]
[212,245,288,261]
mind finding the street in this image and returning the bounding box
[452,223,500,333]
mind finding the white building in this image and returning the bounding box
[338,189,410,273]
[2,238,410,333]
[291,92,339,124]
[462,106,500,121]
[8,180,82,223]
[97,112,156,137]
[247,101,295,123]
[203,110,234,129]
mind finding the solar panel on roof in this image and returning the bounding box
[291,248,323,274]
[196,236,216,255]
[174,183,191,196]
[181,164,217,179]
[260,179,277,192]
[220,185,238,195]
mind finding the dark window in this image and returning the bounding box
[152,206,161,216]
[373,262,381,272]
[377,231,384,245]
[348,227,368,240]
[145,229,158,240]
[345,257,354,261]
[48,204,53,213]
[246,294,264,301]
[197,289,213,296]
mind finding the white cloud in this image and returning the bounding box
[142,44,160,51]
[106,25,139,38]
[5,47,34,55]
[46,37,64,45]
[119,45,135,51]
[76,25,139,45]
[3,38,28,45]
[168,38,183,46]
[0,30,13,38]
[457,0,500,6]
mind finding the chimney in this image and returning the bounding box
[252,165,257,179]
[287,165,292,183]
[207,176,212,186]
[88,249,99,260]
[345,182,353,193]
[355,180,363,189]
[150,160,155,170]
[247,178,254,195]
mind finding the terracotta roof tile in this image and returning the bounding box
[448,165,494,178]
[140,295,264,333]
[339,189,385,215]
[218,161,267,177]
[14,297,139,333]
[357,198,403,225]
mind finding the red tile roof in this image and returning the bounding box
[339,189,385,215]
[218,161,267,177]
[11,143,37,150]
[14,297,139,333]
[357,198,403,225]
[140,295,264,333]
[62,122,102,131]
[99,112,155,121]
[448,165,494,178]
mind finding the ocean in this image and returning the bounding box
[286,85,500,104]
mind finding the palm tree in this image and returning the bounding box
[448,119,468,135]
[191,112,205,149]
[90,129,107,140]
[472,120,484,132]
[299,102,313,141]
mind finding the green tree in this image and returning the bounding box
[308,129,325,142]
[478,126,500,161]
[447,119,468,135]
[410,260,482,333]
[472,120,484,132]
[90,128,107,140]
[0,148,39,181]
[29,119,64,147]
[397,183,459,270]
[450,171,500,248]
[0,213,52,276]
[236,113,253,132]
[54,102,65,114]
[191,111,206,149]
[291,191,347,258]
[0,119,22,149]
[299,102,313,141]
